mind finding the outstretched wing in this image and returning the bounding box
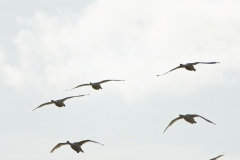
[60,95,88,102]
[98,80,125,84]
[50,143,68,153]
[77,140,104,147]
[191,114,216,125]
[190,62,220,65]
[66,84,90,91]
[210,153,224,160]
[163,117,183,133]
[32,102,54,111]
[157,66,184,76]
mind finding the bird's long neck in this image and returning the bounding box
[179,114,184,118]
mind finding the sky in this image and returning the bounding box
[0,0,240,159]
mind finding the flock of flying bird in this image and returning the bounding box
[32,61,224,160]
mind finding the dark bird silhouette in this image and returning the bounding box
[66,79,125,91]
[50,140,104,153]
[210,153,224,160]
[163,114,216,133]
[157,62,220,76]
[32,95,88,111]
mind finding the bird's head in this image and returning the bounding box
[180,64,184,67]
[179,114,184,118]
[66,141,71,144]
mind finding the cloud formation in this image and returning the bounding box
[1,0,240,100]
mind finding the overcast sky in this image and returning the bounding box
[0,0,240,159]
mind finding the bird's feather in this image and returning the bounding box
[98,80,125,84]
[66,84,90,91]
[60,95,87,102]
[32,102,54,111]
[163,117,183,133]
[77,140,104,146]
[50,143,68,153]
[210,153,224,160]
[190,62,220,65]
[191,114,216,125]
[157,66,184,76]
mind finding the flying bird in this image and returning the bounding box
[157,62,220,76]
[32,95,88,111]
[50,139,104,153]
[210,153,224,160]
[163,114,216,133]
[66,79,125,91]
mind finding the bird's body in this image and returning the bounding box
[163,114,216,133]
[52,100,65,107]
[50,140,104,153]
[68,142,83,153]
[180,114,197,124]
[90,82,102,90]
[66,79,125,91]
[157,62,220,76]
[184,63,196,71]
[32,95,88,111]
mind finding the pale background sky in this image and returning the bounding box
[0,0,240,159]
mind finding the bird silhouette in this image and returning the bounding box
[163,114,216,133]
[210,153,224,160]
[66,79,125,91]
[32,95,88,111]
[50,139,104,153]
[157,62,220,76]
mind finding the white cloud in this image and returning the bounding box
[1,0,240,100]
